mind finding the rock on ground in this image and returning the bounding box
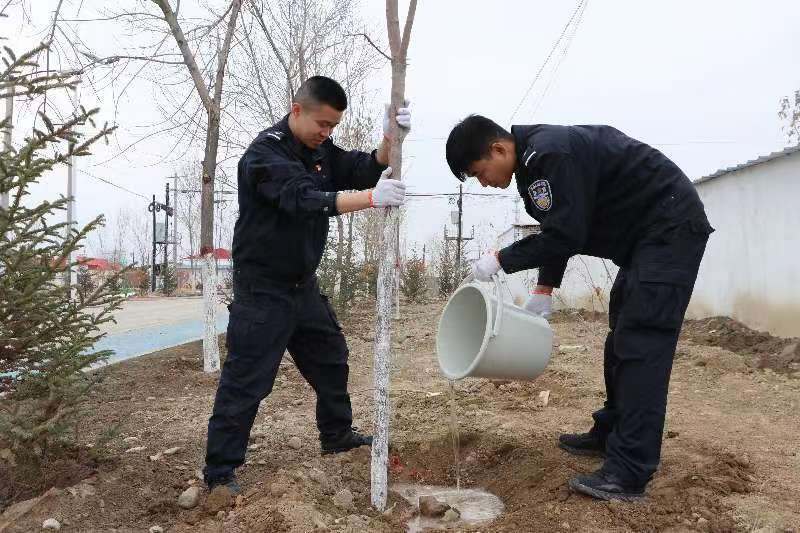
[177,486,202,509]
[333,488,354,509]
[419,495,450,518]
[42,518,61,530]
[443,508,460,522]
[203,485,234,514]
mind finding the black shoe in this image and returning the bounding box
[558,432,606,457]
[568,470,645,502]
[207,474,241,495]
[320,427,373,455]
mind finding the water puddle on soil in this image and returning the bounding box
[393,483,504,532]
[448,379,461,491]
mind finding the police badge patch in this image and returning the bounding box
[528,179,552,211]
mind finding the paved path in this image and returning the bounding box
[95,297,229,365]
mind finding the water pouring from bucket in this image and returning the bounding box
[436,272,554,381]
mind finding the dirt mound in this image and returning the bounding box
[681,317,799,374]
[387,431,755,532]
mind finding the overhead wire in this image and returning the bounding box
[76,168,149,200]
[508,0,588,123]
[529,0,589,119]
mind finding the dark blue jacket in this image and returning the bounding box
[232,115,387,283]
[498,124,711,287]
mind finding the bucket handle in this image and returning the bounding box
[491,273,504,338]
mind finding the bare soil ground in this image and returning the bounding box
[2,299,799,532]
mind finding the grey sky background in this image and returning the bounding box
[6,0,800,262]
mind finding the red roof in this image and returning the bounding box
[188,248,231,260]
[76,256,122,271]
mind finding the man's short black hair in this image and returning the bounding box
[446,115,513,181]
[294,76,348,112]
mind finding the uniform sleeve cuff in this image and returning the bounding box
[497,248,515,274]
[537,265,565,288]
[322,191,339,217]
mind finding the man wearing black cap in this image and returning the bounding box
[445,115,713,501]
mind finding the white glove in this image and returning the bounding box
[471,252,502,282]
[524,293,552,318]
[370,168,406,207]
[383,100,412,137]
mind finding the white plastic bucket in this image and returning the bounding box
[436,274,553,381]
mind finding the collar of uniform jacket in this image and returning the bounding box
[273,114,325,165]
[511,125,540,174]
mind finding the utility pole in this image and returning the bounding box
[456,184,463,276]
[1,88,11,211]
[149,195,157,292]
[167,174,179,269]
[148,193,172,292]
[64,84,78,292]
[164,182,171,281]
[446,184,473,280]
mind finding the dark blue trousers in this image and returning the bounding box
[590,218,711,486]
[204,273,352,482]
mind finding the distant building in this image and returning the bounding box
[76,255,122,285]
[688,144,800,337]
[495,223,542,306]
[176,248,233,290]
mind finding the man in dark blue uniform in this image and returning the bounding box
[445,115,713,501]
[204,76,411,493]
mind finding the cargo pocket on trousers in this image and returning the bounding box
[632,264,691,331]
[226,302,270,354]
[320,295,342,331]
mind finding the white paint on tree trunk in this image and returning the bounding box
[202,253,220,373]
[371,0,417,512]
[372,208,400,509]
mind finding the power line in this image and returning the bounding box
[407,192,518,198]
[509,0,588,123]
[404,137,741,146]
[530,0,589,119]
[76,168,149,200]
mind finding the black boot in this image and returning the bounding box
[206,474,241,495]
[320,427,373,455]
[569,469,645,502]
[558,432,606,457]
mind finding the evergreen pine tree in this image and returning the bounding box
[0,43,122,459]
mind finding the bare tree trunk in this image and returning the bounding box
[154,0,242,372]
[371,0,417,511]
[200,110,221,371]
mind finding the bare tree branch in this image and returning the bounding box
[151,0,213,111]
[250,1,293,98]
[345,32,391,61]
[400,0,418,60]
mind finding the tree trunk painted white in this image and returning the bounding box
[154,0,241,373]
[371,0,417,512]
[202,252,220,372]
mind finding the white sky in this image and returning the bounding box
[6,0,800,262]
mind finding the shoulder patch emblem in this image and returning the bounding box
[528,179,552,211]
[264,131,284,142]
